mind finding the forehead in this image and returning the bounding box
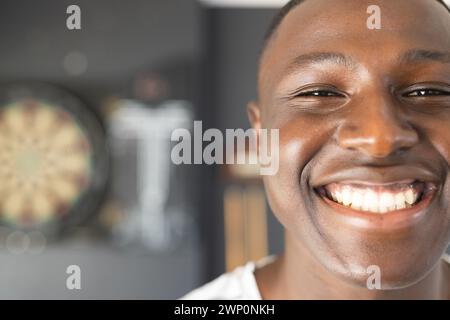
[259,0,450,99]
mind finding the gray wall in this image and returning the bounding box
[0,0,203,299]
[205,8,285,280]
[0,0,201,103]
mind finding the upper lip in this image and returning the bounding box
[310,166,441,188]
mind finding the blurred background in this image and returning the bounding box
[0,0,288,299]
[0,0,449,299]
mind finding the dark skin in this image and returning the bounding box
[248,0,450,299]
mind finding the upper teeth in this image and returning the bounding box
[324,184,420,214]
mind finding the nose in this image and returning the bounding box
[337,95,419,158]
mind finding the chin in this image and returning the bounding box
[316,248,443,290]
[300,211,450,291]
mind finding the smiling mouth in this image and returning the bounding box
[316,180,438,214]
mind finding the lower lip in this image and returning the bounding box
[315,188,437,230]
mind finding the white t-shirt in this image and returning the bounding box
[181,254,450,300]
[181,256,276,300]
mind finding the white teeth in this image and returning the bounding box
[395,193,406,210]
[342,188,352,206]
[361,193,370,211]
[379,193,396,213]
[365,191,378,213]
[325,184,421,214]
[405,189,415,205]
[350,192,363,210]
[330,191,337,202]
[335,190,343,204]
[379,206,388,214]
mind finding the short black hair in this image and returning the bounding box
[264,0,305,43]
[264,0,450,45]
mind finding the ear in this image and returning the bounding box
[247,100,261,130]
[247,100,262,161]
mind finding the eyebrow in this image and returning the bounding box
[285,52,357,73]
[399,49,450,64]
[282,49,450,78]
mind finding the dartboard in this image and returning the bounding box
[0,83,109,233]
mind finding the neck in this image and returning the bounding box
[266,233,448,300]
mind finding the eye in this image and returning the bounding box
[405,89,450,97]
[296,90,344,97]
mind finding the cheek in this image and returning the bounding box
[420,117,450,210]
[262,114,334,227]
[425,119,450,165]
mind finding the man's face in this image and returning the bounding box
[252,0,450,288]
